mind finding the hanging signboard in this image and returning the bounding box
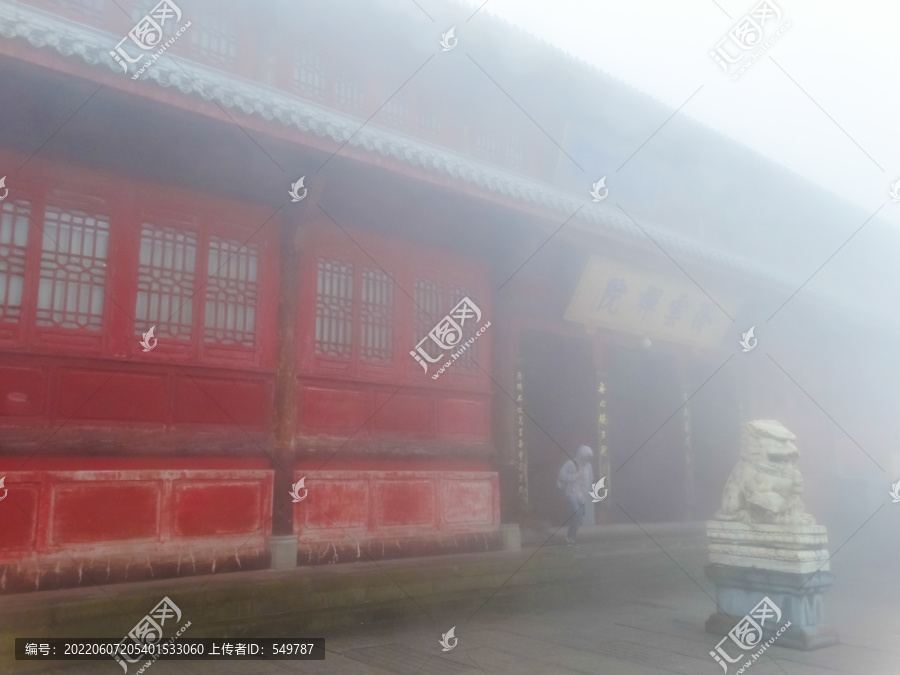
[565,256,737,349]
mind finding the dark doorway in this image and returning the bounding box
[689,360,741,521]
[606,343,686,524]
[521,332,598,528]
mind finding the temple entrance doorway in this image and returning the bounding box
[604,342,687,524]
[521,331,598,530]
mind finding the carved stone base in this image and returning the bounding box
[268,535,298,569]
[705,563,839,651]
[500,524,522,551]
[707,521,831,573]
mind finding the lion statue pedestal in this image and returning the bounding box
[705,420,839,651]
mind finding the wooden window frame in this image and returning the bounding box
[298,223,490,391]
[125,186,277,369]
[0,153,277,371]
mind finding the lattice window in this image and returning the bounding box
[334,71,364,111]
[360,267,393,362]
[476,131,503,163]
[450,287,478,370]
[505,134,526,170]
[383,95,410,128]
[413,278,443,361]
[0,199,30,324]
[419,109,441,137]
[190,10,237,67]
[204,236,257,347]
[48,0,105,22]
[135,223,196,340]
[294,48,325,97]
[315,258,353,358]
[36,205,108,331]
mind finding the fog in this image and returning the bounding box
[1,0,899,673]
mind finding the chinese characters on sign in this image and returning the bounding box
[410,297,490,379]
[709,0,791,81]
[109,0,191,80]
[516,370,528,508]
[595,377,609,510]
[681,387,695,517]
[564,256,736,349]
[596,278,627,313]
[597,378,608,462]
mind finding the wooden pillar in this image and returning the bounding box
[492,297,523,523]
[270,182,315,537]
[590,334,610,525]
[675,351,695,522]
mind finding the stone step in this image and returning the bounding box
[0,525,708,670]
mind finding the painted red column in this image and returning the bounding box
[270,181,316,539]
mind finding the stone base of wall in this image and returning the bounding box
[297,530,503,566]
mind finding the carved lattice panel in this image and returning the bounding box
[135,223,197,340]
[315,258,353,358]
[360,267,394,362]
[334,70,364,111]
[0,199,30,324]
[204,236,257,347]
[450,286,478,370]
[382,90,410,129]
[413,277,444,361]
[294,48,326,98]
[189,9,237,67]
[36,205,109,331]
[418,108,441,138]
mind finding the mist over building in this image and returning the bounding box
[0,1,898,673]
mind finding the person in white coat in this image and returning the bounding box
[557,445,593,546]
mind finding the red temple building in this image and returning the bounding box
[0,0,891,593]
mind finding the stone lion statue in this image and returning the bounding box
[715,420,815,526]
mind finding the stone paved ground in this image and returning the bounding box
[13,531,900,675]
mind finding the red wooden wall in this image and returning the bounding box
[296,223,493,442]
[1,152,492,442]
[0,457,272,592]
[293,467,500,541]
[0,152,278,438]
